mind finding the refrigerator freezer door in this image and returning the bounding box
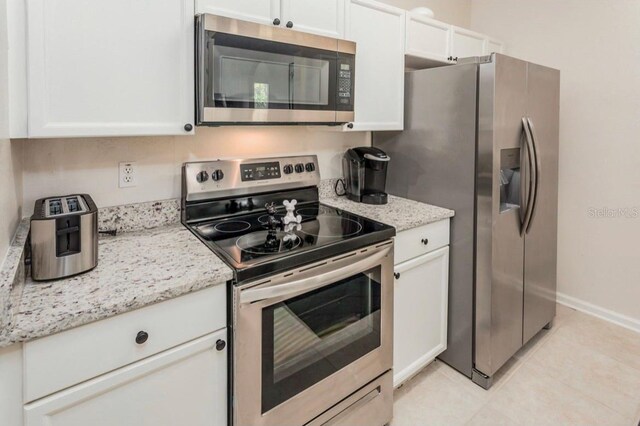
[522,63,560,344]
[374,64,478,377]
[475,54,528,378]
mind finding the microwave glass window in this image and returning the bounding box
[261,266,382,413]
[205,32,338,111]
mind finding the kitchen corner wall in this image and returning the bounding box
[20,128,369,216]
[0,0,23,260]
[470,0,640,329]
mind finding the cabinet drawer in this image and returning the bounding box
[24,285,226,403]
[395,219,450,264]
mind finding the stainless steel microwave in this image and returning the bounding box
[196,14,356,126]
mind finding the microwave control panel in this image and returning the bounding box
[337,63,353,105]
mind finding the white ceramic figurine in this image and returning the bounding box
[282,199,302,225]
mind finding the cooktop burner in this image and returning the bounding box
[299,216,363,238]
[187,202,394,282]
[214,220,252,233]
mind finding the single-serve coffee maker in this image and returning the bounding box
[342,147,390,205]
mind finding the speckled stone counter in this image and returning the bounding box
[321,195,454,232]
[0,224,232,347]
[0,219,30,333]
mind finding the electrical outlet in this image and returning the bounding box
[119,162,137,188]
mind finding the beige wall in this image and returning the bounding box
[0,0,23,259]
[20,128,368,216]
[377,0,471,27]
[471,0,640,327]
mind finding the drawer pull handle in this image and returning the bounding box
[394,272,400,280]
[135,331,149,345]
[216,339,226,351]
[421,238,429,246]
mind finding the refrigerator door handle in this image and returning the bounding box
[521,117,536,235]
[526,117,541,233]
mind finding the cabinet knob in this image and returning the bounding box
[394,272,401,280]
[184,123,193,132]
[216,339,226,351]
[286,21,294,28]
[421,238,429,246]
[347,123,354,129]
[135,331,149,345]
[273,18,281,26]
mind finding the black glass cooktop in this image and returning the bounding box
[188,202,395,283]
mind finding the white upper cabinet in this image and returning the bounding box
[280,0,345,38]
[195,0,280,26]
[405,14,451,64]
[196,0,344,38]
[25,0,195,138]
[450,26,485,59]
[484,38,505,55]
[345,0,405,131]
[404,10,504,68]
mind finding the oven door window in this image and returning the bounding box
[204,32,337,111]
[261,266,381,413]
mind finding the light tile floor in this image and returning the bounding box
[392,305,640,426]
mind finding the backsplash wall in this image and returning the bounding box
[20,127,369,216]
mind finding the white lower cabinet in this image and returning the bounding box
[393,224,450,388]
[24,330,227,426]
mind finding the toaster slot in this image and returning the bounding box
[56,216,81,257]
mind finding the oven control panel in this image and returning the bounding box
[240,162,281,181]
[183,155,320,202]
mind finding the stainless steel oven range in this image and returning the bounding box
[182,155,395,426]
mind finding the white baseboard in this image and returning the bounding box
[556,292,640,334]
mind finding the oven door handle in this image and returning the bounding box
[240,246,392,305]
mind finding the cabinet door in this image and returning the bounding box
[24,331,228,426]
[345,0,405,131]
[450,26,485,59]
[26,0,195,138]
[393,247,449,387]
[280,0,345,37]
[484,38,505,55]
[405,14,451,63]
[196,0,280,26]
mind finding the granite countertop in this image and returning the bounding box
[0,223,232,348]
[321,195,454,232]
[0,185,453,348]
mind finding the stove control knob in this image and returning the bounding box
[295,163,305,173]
[212,169,224,181]
[196,171,209,183]
[283,164,294,174]
[305,162,316,172]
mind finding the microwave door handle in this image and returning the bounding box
[521,117,536,236]
[240,246,391,305]
[526,117,541,233]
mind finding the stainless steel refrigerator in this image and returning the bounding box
[374,53,559,388]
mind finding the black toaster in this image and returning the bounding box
[29,194,98,281]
